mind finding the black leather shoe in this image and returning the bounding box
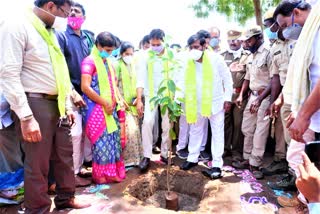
[152,146,161,154]
[160,156,174,165]
[202,167,222,179]
[139,157,150,172]
[180,161,198,170]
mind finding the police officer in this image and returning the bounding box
[221,29,250,161]
[260,9,292,177]
[232,25,272,179]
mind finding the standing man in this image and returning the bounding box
[136,29,175,172]
[56,2,93,185]
[208,26,222,53]
[178,34,232,177]
[221,29,250,161]
[260,9,291,177]
[0,0,90,212]
[233,26,272,179]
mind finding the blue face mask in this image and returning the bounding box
[209,38,219,48]
[264,27,278,40]
[283,14,303,40]
[99,50,110,58]
[112,48,120,57]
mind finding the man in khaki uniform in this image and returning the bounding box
[221,29,250,161]
[260,10,293,177]
[232,25,272,179]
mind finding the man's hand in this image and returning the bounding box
[21,117,42,143]
[72,90,86,108]
[286,112,296,129]
[250,97,261,114]
[224,101,232,113]
[288,113,310,143]
[235,95,243,108]
[296,153,320,203]
[136,99,144,118]
[103,102,113,115]
[270,97,283,118]
[66,109,76,127]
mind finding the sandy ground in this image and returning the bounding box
[0,151,301,214]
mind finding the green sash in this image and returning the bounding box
[28,9,71,116]
[91,46,118,134]
[119,60,138,115]
[185,51,214,123]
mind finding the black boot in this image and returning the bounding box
[139,157,150,172]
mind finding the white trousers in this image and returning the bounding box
[286,129,315,205]
[187,110,225,168]
[177,114,208,152]
[71,106,92,174]
[141,97,171,158]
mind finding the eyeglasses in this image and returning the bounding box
[58,6,71,17]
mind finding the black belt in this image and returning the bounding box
[26,92,58,101]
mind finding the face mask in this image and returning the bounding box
[209,38,219,48]
[37,6,68,30]
[190,49,203,61]
[122,55,133,65]
[67,16,84,30]
[248,45,259,54]
[264,27,278,40]
[283,24,303,40]
[99,50,110,58]
[112,48,120,57]
[151,45,164,54]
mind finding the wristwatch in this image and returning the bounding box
[21,115,34,122]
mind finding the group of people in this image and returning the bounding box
[0,0,320,213]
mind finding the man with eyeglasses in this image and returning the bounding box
[0,0,91,212]
[56,2,94,187]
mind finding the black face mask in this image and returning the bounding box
[248,45,259,53]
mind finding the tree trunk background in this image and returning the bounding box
[253,0,263,27]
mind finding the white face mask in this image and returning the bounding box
[52,16,68,30]
[37,6,67,30]
[122,55,133,65]
[189,49,203,61]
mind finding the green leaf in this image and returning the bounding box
[167,80,176,94]
[160,105,167,116]
[160,97,171,105]
[149,96,158,104]
[157,86,167,95]
[169,128,176,140]
[177,98,184,103]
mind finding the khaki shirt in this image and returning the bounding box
[245,43,271,91]
[269,39,296,86]
[222,49,251,88]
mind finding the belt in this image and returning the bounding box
[251,89,265,96]
[26,92,58,101]
[233,87,242,94]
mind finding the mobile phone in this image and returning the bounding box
[131,97,137,106]
[305,141,320,169]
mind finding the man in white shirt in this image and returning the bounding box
[177,34,232,179]
[0,0,90,212]
[136,29,176,172]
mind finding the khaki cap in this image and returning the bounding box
[227,29,242,40]
[264,8,275,21]
[239,25,262,41]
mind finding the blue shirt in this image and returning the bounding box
[56,26,92,94]
[308,203,320,214]
[0,93,13,129]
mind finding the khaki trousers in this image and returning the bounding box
[242,94,270,167]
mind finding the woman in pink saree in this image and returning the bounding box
[81,32,125,184]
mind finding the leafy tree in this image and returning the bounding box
[191,0,281,26]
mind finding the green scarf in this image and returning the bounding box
[91,46,118,134]
[185,51,214,123]
[28,9,71,116]
[119,60,138,115]
[147,49,171,109]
